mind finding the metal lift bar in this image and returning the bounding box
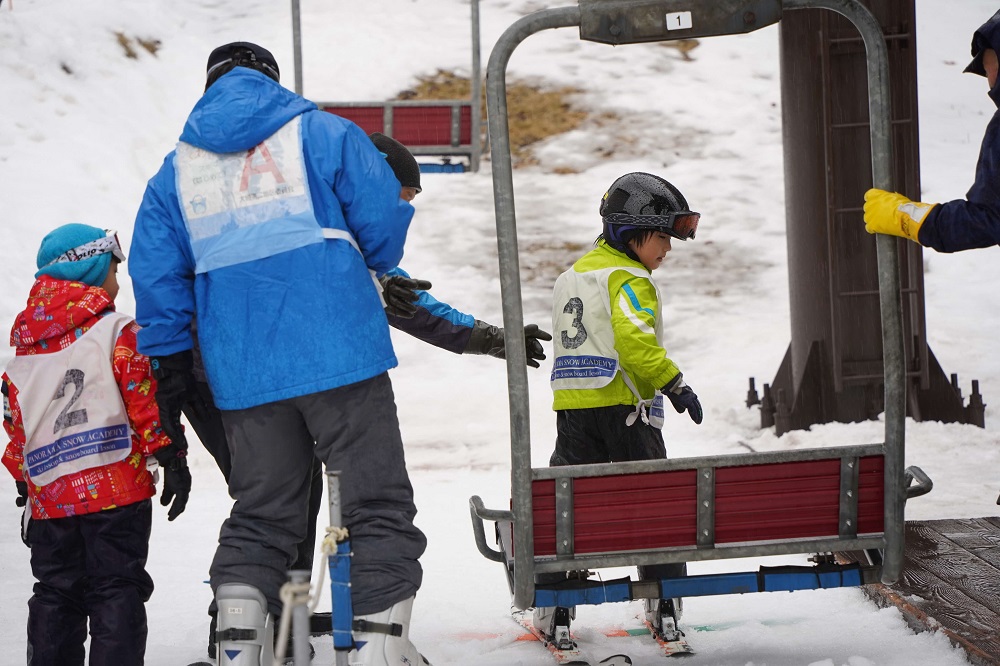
[484,0,904,611]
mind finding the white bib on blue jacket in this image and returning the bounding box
[175,115,323,274]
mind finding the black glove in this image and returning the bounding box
[464,320,553,368]
[151,350,198,450]
[380,275,433,319]
[150,351,195,521]
[14,480,27,508]
[15,480,30,547]
[663,373,703,425]
[153,442,191,521]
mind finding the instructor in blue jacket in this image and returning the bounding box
[864,9,1000,251]
[129,42,430,664]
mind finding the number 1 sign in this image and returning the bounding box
[665,11,693,31]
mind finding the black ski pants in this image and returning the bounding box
[26,500,153,666]
[209,372,427,617]
[544,406,686,584]
[183,380,232,483]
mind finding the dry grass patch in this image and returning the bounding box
[114,32,161,59]
[519,239,591,287]
[397,69,590,166]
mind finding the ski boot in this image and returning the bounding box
[348,596,430,665]
[214,583,276,665]
[208,609,315,662]
[645,597,684,642]
[532,606,576,650]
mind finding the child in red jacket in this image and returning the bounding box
[2,223,191,665]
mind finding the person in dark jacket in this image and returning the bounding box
[371,131,552,362]
[863,9,1000,251]
[129,42,430,665]
[863,10,1000,506]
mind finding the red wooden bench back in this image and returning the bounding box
[532,456,884,557]
[321,104,473,148]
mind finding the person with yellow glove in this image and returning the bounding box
[865,9,1000,251]
[862,189,936,243]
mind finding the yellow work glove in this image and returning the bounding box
[863,188,936,244]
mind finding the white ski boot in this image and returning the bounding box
[215,583,276,666]
[645,597,684,642]
[348,596,430,665]
[532,606,576,650]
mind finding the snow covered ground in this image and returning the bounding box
[1,0,998,664]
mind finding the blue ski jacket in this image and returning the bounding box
[129,68,414,410]
[383,266,476,353]
[919,11,1000,252]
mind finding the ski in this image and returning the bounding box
[603,622,695,659]
[512,609,632,666]
[640,620,696,658]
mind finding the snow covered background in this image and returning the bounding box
[1,0,998,664]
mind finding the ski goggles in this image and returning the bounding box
[43,230,126,267]
[603,211,700,240]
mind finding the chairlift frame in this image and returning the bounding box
[470,0,932,613]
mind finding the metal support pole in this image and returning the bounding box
[784,0,902,584]
[289,570,311,666]
[291,0,303,96]
[486,5,582,611]
[470,0,482,171]
[327,472,351,666]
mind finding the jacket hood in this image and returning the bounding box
[179,68,317,153]
[965,9,1000,79]
[11,278,114,351]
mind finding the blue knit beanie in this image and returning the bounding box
[35,223,113,287]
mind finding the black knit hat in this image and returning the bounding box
[205,42,280,90]
[370,132,421,193]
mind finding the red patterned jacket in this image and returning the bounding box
[2,278,172,519]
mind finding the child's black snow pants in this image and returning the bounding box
[26,499,154,666]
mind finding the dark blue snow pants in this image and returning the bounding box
[209,372,427,617]
[26,499,153,666]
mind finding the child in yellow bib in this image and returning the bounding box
[536,172,704,648]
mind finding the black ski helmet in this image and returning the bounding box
[600,172,698,244]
